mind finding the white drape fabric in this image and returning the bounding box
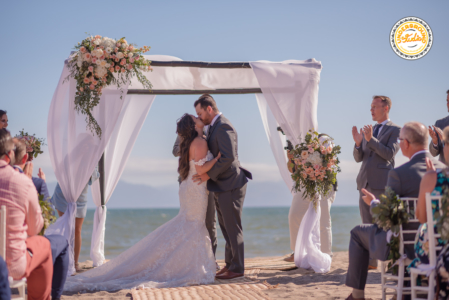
[250,60,321,146]
[294,198,332,273]
[46,62,129,275]
[90,95,155,267]
[255,94,294,192]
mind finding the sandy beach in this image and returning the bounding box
[61,251,383,300]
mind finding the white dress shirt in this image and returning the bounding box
[375,119,390,136]
[210,112,222,127]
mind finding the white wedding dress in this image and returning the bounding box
[63,152,216,292]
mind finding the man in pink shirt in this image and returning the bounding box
[0,130,67,300]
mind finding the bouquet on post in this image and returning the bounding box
[288,129,341,210]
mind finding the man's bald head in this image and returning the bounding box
[402,122,428,147]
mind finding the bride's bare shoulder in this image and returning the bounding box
[190,137,208,151]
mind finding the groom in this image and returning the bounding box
[192,94,252,280]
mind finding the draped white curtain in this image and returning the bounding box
[46,62,129,275]
[255,95,294,193]
[90,95,155,267]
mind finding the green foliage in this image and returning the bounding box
[436,187,449,241]
[372,187,412,274]
[15,129,45,158]
[38,194,56,236]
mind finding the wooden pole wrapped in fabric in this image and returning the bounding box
[149,61,252,69]
[99,153,105,207]
[127,88,262,95]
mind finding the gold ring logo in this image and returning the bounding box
[390,17,433,60]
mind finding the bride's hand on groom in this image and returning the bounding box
[192,173,210,185]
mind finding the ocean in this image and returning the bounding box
[78,206,362,262]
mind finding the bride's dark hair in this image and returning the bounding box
[177,114,198,181]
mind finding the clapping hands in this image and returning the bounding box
[352,126,364,147]
[428,125,443,145]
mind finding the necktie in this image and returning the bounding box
[373,124,381,139]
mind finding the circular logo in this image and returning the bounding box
[390,17,433,60]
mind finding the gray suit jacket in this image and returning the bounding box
[429,115,449,164]
[206,115,251,193]
[354,121,401,190]
[369,152,446,259]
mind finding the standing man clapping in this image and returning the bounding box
[428,90,449,164]
[352,96,401,225]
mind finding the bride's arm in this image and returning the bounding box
[193,138,220,175]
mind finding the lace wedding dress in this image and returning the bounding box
[63,152,216,292]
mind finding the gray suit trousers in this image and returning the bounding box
[206,191,217,256]
[215,183,247,274]
[346,224,389,290]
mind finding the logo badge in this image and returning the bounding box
[390,17,433,60]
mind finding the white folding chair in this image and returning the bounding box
[0,205,27,300]
[381,197,419,300]
[410,193,443,300]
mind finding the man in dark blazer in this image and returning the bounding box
[193,94,252,280]
[428,90,449,164]
[352,95,401,225]
[345,122,446,300]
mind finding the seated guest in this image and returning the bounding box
[0,256,11,300]
[412,126,449,298]
[345,122,445,300]
[0,110,7,131]
[0,130,69,300]
[51,167,99,272]
[12,139,50,200]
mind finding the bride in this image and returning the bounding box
[64,113,220,292]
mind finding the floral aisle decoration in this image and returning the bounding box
[288,129,341,210]
[15,129,45,159]
[66,35,153,137]
[436,185,449,241]
[371,187,412,275]
[38,194,56,236]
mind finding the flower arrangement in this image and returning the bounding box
[288,129,341,209]
[371,187,412,274]
[38,194,56,236]
[66,35,153,137]
[15,129,45,159]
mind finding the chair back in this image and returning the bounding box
[400,197,420,255]
[425,193,443,266]
[0,205,6,258]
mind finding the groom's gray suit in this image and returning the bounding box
[346,151,445,290]
[206,114,252,274]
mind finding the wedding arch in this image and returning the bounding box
[46,55,322,275]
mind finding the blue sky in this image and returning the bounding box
[1,1,448,207]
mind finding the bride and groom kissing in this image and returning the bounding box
[63,94,252,292]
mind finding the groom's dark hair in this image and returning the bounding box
[194,94,219,113]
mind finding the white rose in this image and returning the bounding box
[128,53,133,58]
[121,43,126,49]
[105,47,113,54]
[94,49,104,58]
[116,52,124,59]
[100,37,116,49]
[99,60,107,67]
[105,62,110,68]
[96,66,107,78]
[96,59,103,66]
[93,39,101,46]
[76,54,83,68]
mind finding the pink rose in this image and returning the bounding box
[148,66,152,71]
[327,145,333,153]
[305,168,313,175]
[100,55,105,60]
[114,47,119,52]
[322,149,328,155]
[313,164,320,170]
[115,66,120,71]
[126,64,133,70]
[120,59,126,66]
[92,57,97,64]
[301,173,307,179]
[83,77,90,84]
[89,84,95,90]
[121,68,126,73]
[129,57,135,63]
[116,43,121,47]
[320,146,325,153]
[109,67,114,73]
[134,55,140,60]
[79,87,84,92]
[92,80,98,85]
[308,148,314,154]
[111,62,115,67]
[115,58,120,63]
[88,66,93,72]
[309,175,316,181]
[327,163,332,168]
[80,46,86,53]
[84,53,91,59]
[129,45,134,51]
[95,35,101,39]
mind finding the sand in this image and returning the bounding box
[61,251,383,300]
